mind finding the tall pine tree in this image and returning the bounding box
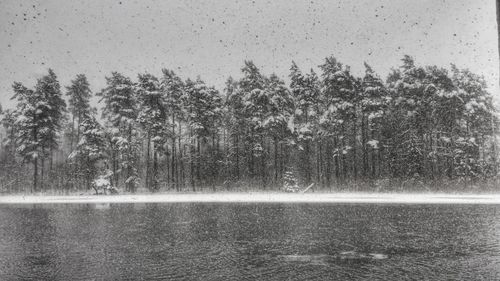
[98,72,139,192]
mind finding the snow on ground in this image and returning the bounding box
[1,193,500,204]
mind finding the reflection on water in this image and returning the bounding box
[0,203,499,280]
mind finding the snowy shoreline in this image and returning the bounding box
[1,193,500,204]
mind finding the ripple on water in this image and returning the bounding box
[0,203,499,280]
[280,251,389,266]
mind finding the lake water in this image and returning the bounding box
[0,203,499,280]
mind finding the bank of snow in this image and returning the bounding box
[1,193,500,204]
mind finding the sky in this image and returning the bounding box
[0,0,498,109]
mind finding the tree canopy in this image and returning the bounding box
[1,56,499,193]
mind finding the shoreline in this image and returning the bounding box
[1,192,500,204]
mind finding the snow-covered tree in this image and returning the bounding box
[239,61,266,180]
[183,78,223,190]
[35,69,67,173]
[1,109,18,164]
[68,112,106,189]
[361,63,388,179]
[256,74,294,185]
[1,56,499,193]
[290,62,321,184]
[449,65,497,183]
[10,69,66,191]
[319,56,357,186]
[137,73,166,191]
[98,72,139,192]
[386,56,431,179]
[225,76,247,182]
[161,69,185,190]
[66,74,92,150]
[11,82,44,191]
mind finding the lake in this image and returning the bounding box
[0,203,499,280]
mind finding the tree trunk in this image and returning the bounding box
[352,114,358,181]
[146,131,151,190]
[197,137,201,189]
[178,122,184,190]
[261,136,266,189]
[362,114,368,178]
[371,126,376,178]
[341,124,347,185]
[153,144,158,191]
[33,157,38,193]
[304,109,311,184]
[112,148,118,188]
[326,139,332,189]
[127,124,134,193]
[77,112,81,145]
[41,155,45,191]
[304,139,311,184]
[190,129,196,191]
[449,109,456,179]
[171,114,177,191]
[280,142,285,181]
[70,114,75,152]
[86,155,91,190]
[274,137,278,185]
[334,137,339,183]
[235,133,240,180]
[212,131,217,192]
[49,147,53,172]
[249,138,254,179]
[317,141,322,187]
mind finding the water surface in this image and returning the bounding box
[0,203,499,280]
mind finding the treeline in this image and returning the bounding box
[0,55,499,193]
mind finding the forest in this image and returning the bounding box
[0,55,498,193]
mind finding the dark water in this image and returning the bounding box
[0,203,499,280]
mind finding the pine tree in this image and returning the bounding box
[290,62,321,185]
[66,74,92,150]
[421,65,454,181]
[0,106,20,192]
[10,70,66,191]
[183,78,223,190]
[386,56,429,181]
[225,76,247,184]
[450,65,497,185]
[35,69,67,178]
[1,109,18,164]
[137,73,166,191]
[260,74,294,186]
[68,112,106,190]
[98,72,139,192]
[320,56,357,187]
[161,69,185,191]
[66,74,92,189]
[11,82,44,191]
[1,55,499,193]
[361,63,388,180]
[239,61,266,181]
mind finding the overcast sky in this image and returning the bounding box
[0,0,498,109]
